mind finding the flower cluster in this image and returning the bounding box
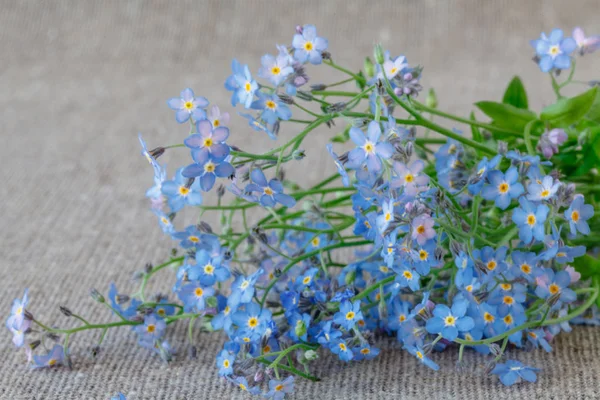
[7,24,600,398]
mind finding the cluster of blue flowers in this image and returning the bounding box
[7,24,600,398]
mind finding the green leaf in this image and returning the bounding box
[331,125,351,143]
[589,126,600,159]
[572,254,600,280]
[502,76,528,109]
[587,88,600,122]
[540,87,598,128]
[475,101,537,131]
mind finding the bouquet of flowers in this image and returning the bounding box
[6,25,600,397]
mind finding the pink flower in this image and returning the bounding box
[411,215,435,245]
[573,27,600,55]
[565,266,581,284]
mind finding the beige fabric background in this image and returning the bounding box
[1,1,599,399]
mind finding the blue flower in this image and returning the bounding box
[228,269,264,307]
[33,344,64,368]
[288,312,310,342]
[111,393,126,400]
[160,167,203,212]
[316,321,342,345]
[473,246,508,282]
[7,289,28,332]
[232,302,272,335]
[295,267,319,290]
[153,301,176,319]
[181,152,235,192]
[188,249,230,286]
[167,88,209,123]
[134,314,166,346]
[326,144,350,187]
[426,298,474,341]
[468,155,501,195]
[376,198,395,235]
[525,329,552,352]
[512,197,549,243]
[526,175,560,202]
[387,298,411,331]
[565,195,594,236]
[481,167,524,210]
[292,24,328,64]
[493,309,526,345]
[265,376,294,400]
[492,360,538,386]
[404,345,439,370]
[177,282,215,312]
[171,225,205,249]
[510,251,541,283]
[230,376,262,395]
[184,119,231,162]
[251,92,292,125]
[531,29,577,72]
[108,283,142,319]
[225,59,258,108]
[394,265,421,292]
[333,300,363,331]
[239,112,275,139]
[258,53,294,86]
[211,296,235,335]
[352,343,380,361]
[348,121,394,174]
[138,133,162,172]
[534,269,576,309]
[216,349,235,376]
[152,209,174,234]
[330,338,353,362]
[245,168,296,208]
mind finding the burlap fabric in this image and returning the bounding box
[1,1,599,398]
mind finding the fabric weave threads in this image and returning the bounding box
[1,1,599,398]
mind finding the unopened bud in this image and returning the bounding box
[24,310,34,321]
[91,345,101,357]
[216,185,225,198]
[144,263,153,274]
[29,340,41,351]
[374,44,385,65]
[304,349,318,361]
[295,320,307,339]
[362,57,375,78]
[59,306,73,317]
[296,91,313,101]
[115,294,130,304]
[425,88,438,109]
[292,149,306,160]
[278,94,294,104]
[90,288,105,303]
[321,51,331,61]
[310,83,327,91]
[197,221,213,234]
[149,147,165,159]
[344,269,357,286]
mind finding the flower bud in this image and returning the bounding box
[364,57,375,78]
[188,345,197,359]
[295,320,307,339]
[197,221,213,233]
[90,288,105,303]
[149,147,165,160]
[292,149,306,160]
[374,44,385,65]
[115,294,130,304]
[29,340,41,351]
[425,88,438,109]
[59,306,73,317]
[304,349,319,361]
[296,90,313,101]
[344,269,357,286]
[91,345,101,357]
[144,263,153,274]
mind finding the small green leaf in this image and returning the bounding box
[475,101,537,131]
[502,76,528,109]
[331,125,351,143]
[572,254,600,280]
[540,87,598,128]
[587,88,600,122]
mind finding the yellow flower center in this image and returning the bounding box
[403,270,413,280]
[240,281,249,289]
[178,186,190,196]
[303,276,312,285]
[157,309,166,317]
[194,288,204,297]
[339,343,347,351]
[444,316,456,326]
[184,101,194,110]
[311,237,320,247]
[549,45,560,56]
[498,182,509,194]
[549,283,560,295]
[416,225,425,235]
[503,296,514,305]
[266,100,277,110]
[379,266,389,273]
[263,345,271,353]
[364,221,371,228]
[161,217,169,225]
[223,359,230,368]
[239,384,247,391]
[346,311,355,320]
[304,41,314,51]
[275,384,285,391]
[571,211,580,222]
[466,285,473,292]
[390,67,398,74]
[416,351,424,359]
[204,264,214,274]
[147,324,156,333]
[527,214,536,226]
[48,359,57,366]
[264,187,274,196]
[204,162,216,173]
[419,250,428,261]
[189,236,200,243]
[384,212,392,221]
[540,189,550,198]
[248,317,258,328]
[363,142,375,154]
[521,264,531,274]
[399,314,406,322]
[484,312,495,323]
[486,261,497,271]
[212,119,220,127]
[271,66,281,75]
[405,173,414,183]
[528,331,537,338]
[244,82,252,92]
[203,138,213,147]
[501,283,512,291]
[503,314,513,325]
[361,348,371,354]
